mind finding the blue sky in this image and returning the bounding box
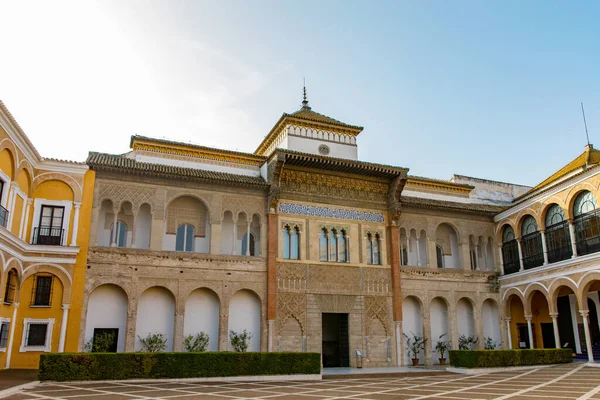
[0,0,598,186]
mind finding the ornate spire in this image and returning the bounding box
[302,78,310,109]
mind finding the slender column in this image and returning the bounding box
[173,310,184,352]
[18,196,27,239]
[58,304,70,352]
[369,236,374,264]
[110,210,118,247]
[245,222,251,256]
[525,315,534,349]
[423,308,432,365]
[232,219,237,255]
[266,212,278,321]
[516,239,524,271]
[5,302,19,369]
[505,317,513,349]
[21,199,32,241]
[6,186,16,231]
[568,220,578,258]
[130,213,137,248]
[267,320,274,352]
[540,230,549,265]
[388,226,403,322]
[415,236,421,266]
[550,312,561,348]
[395,321,402,367]
[474,244,480,270]
[580,310,595,362]
[498,245,505,275]
[70,202,81,246]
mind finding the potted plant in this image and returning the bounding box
[403,332,427,366]
[435,333,450,365]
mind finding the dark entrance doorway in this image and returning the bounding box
[541,323,556,348]
[557,295,575,351]
[322,313,349,368]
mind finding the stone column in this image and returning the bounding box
[110,210,118,247]
[428,238,437,268]
[209,222,221,255]
[70,202,81,246]
[17,196,27,239]
[260,219,267,258]
[125,300,138,352]
[568,220,578,258]
[449,305,459,350]
[5,302,19,369]
[474,306,484,349]
[21,198,32,241]
[516,239,524,271]
[415,236,421,266]
[460,242,471,270]
[173,308,185,352]
[245,222,251,256]
[219,307,229,351]
[505,318,512,349]
[267,212,278,324]
[580,310,595,362]
[525,315,534,349]
[540,230,549,265]
[232,218,237,255]
[58,304,70,352]
[6,185,17,231]
[474,244,480,270]
[550,313,561,348]
[497,245,505,275]
[149,219,164,250]
[388,226,403,322]
[395,321,402,367]
[423,306,432,365]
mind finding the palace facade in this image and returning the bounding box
[1,92,599,369]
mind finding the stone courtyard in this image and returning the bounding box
[4,363,600,400]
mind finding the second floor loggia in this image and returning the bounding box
[501,190,600,275]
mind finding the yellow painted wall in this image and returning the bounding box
[32,180,74,202]
[509,294,552,349]
[16,169,30,197]
[10,196,23,236]
[0,149,14,180]
[9,275,64,369]
[63,170,95,352]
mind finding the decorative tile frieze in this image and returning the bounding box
[278,202,385,223]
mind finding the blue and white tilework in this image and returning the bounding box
[278,202,385,223]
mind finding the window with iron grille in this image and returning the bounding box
[25,323,48,347]
[0,320,9,349]
[34,205,65,245]
[3,269,17,304]
[31,275,53,306]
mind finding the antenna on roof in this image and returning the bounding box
[302,78,310,109]
[582,102,591,147]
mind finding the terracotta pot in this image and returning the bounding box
[439,358,446,365]
[411,358,419,366]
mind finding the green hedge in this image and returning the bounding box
[39,352,321,382]
[449,349,572,368]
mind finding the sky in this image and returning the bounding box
[0,0,598,187]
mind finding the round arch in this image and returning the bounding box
[85,284,129,352]
[32,173,82,202]
[548,278,580,309]
[0,139,19,179]
[540,202,567,230]
[21,263,72,303]
[566,186,599,220]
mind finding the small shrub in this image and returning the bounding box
[230,330,253,352]
[435,333,451,359]
[83,331,116,353]
[184,332,210,352]
[484,337,500,350]
[138,332,167,352]
[487,272,501,292]
[403,332,427,360]
[458,334,479,350]
[449,349,572,368]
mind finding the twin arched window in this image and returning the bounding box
[110,221,127,248]
[501,226,520,274]
[320,228,348,262]
[573,190,600,256]
[367,232,381,265]
[176,224,195,252]
[283,225,300,260]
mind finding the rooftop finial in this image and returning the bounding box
[302,78,310,109]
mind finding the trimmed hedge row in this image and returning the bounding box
[39,352,321,382]
[449,349,572,368]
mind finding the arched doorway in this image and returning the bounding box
[85,284,128,352]
[430,297,449,362]
[228,289,261,351]
[184,288,220,351]
[135,287,176,351]
[402,296,423,365]
[482,299,501,348]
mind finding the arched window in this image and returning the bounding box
[282,225,299,260]
[110,221,127,248]
[329,229,337,261]
[283,226,290,259]
[436,246,444,268]
[367,232,381,265]
[3,269,17,304]
[501,226,520,274]
[338,230,348,263]
[520,216,543,270]
[176,224,195,252]
[544,204,572,263]
[319,228,328,261]
[470,250,477,270]
[573,191,600,256]
[241,233,255,256]
[401,245,408,266]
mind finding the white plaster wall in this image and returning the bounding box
[286,136,357,160]
[135,287,175,351]
[135,154,261,177]
[402,297,423,364]
[444,233,460,269]
[457,299,475,339]
[408,238,418,266]
[418,236,427,266]
[221,218,234,255]
[135,206,152,249]
[482,300,501,345]
[430,298,449,361]
[184,289,220,351]
[228,290,261,351]
[85,284,128,352]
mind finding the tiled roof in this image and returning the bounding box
[407,175,474,189]
[87,152,268,187]
[401,196,506,216]
[288,106,363,131]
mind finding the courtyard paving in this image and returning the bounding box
[4,363,600,400]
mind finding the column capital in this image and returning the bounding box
[504,317,511,322]
[26,198,33,206]
[579,310,590,318]
[524,315,533,322]
[549,312,559,319]
[73,202,82,209]
[61,304,70,311]
[12,302,20,310]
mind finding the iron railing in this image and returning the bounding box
[574,209,600,256]
[502,240,520,275]
[32,226,64,246]
[0,205,8,228]
[521,232,544,270]
[546,221,573,263]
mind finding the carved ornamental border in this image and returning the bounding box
[278,202,385,223]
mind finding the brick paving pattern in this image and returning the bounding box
[5,363,600,400]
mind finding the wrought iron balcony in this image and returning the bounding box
[502,240,520,275]
[32,226,64,246]
[574,209,600,256]
[0,205,8,228]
